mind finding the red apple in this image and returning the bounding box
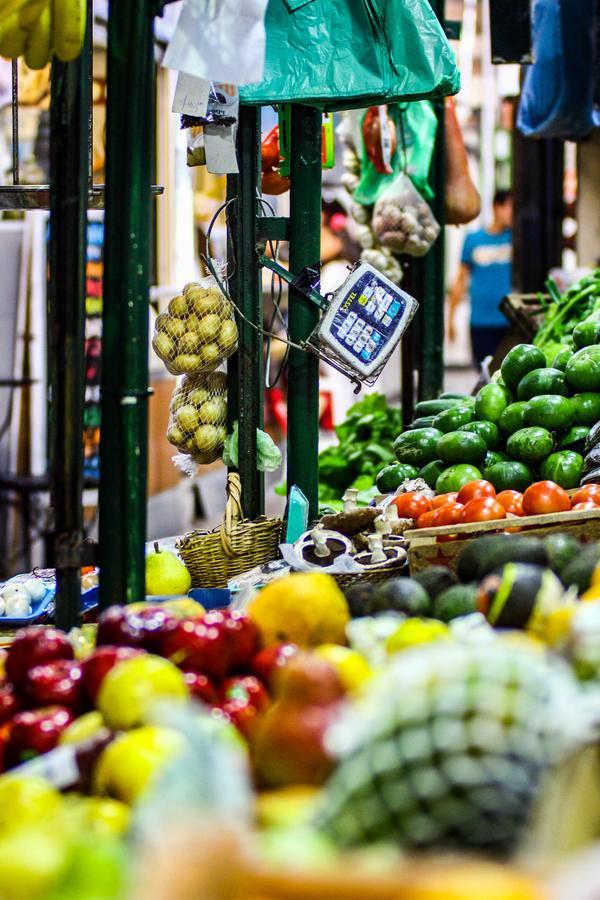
[6,627,74,688]
[24,660,84,711]
[0,684,19,725]
[217,698,259,740]
[81,646,144,705]
[96,606,143,648]
[183,671,219,706]
[251,643,299,690]
[222,675,270,713]
[163,620,231,681]
[219,611,260,671]
[5,706,74,768]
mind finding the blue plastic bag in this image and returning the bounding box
[517,0,599,140]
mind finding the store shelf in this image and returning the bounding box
[0,184,164,211]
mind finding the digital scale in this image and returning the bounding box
[259,257,418,391]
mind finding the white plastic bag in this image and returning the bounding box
[372,172,440,257]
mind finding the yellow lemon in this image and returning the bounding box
[543,606,576,648]
[97,654,189,731]
[582,582,600,601]
[92,726,185,805]
[248,573,350,648]
[315,644,372,693]
[0,776,62,834]
[385,618,450,654]
[256,786,321,829]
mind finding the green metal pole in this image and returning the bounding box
[419,0,447,400]
[227,106,264,518]
[99,0,154,607]
[48,23,91,629]
[287,105,322,520]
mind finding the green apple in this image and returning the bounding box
[167,425,186,447]
[145,543,191,596]
[168,295,189,318]
[198,397,227,425]
[196,313,221,342]
[176,404,200,433]
[97,655,189,731]
[92,726,185,804]
[152,332,175,361]
[174,354,202,374]
[164,316,186,340]
[0,824,69,899]
[198,343,221,368]
[195,424,220,453]
[218,319,238,353]
[207,371,227,393]
[189,386,210,407]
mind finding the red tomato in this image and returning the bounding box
[436,534,459,543]
[457,480,496,505]
[416,509,437,529]
[496,490,524,516]
[571,501,600,511]
[503,512,524,533]
[460,497,506,523]
[522,481,570,516]
[433,502,465,526]
[431,492,459,509]
[393,492,432,520]
[571,485,600,506]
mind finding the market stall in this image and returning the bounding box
[1,0,600,897]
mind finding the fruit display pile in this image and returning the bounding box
[3,538,600,895]
[384,341,600,498]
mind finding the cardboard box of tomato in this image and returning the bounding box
[397,480,600,573]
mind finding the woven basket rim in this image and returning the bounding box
[177,514,283,547]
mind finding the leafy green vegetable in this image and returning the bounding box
[535,269,600,360]
[317,393,402,504]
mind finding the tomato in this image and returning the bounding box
[457,479,496,505]
[571,501,600,511]
[571,485,600,506]
[522,481,570,516]
[503,512,524,533]
[460,497,506,523]
[496,490,524,516]
[431,492,459,509]
[393,492,432,520]
[436,534,459,543]
[416,509,437,528]
[433,502,464,526]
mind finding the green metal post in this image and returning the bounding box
[99,0,154,607]
[419,0,447,400]
[48,25,91,629]
[287,105,322,520]
[227,106,264,518]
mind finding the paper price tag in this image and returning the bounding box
[172,72,210,117]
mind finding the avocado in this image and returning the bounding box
[370,578,431,616]
[344,581,378,618]
[478,563,564,630]
[413,565,459,601]
[561,544,600,593]
[456,534,549,584]
[543,533,580,577]
[433,584,478,622]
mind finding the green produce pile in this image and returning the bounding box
[388,343,600,494]
[534,268,600,364]
[317,394,402,508]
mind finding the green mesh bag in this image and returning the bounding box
[239,0,460,111]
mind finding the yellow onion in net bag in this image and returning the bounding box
[152,275,238,376]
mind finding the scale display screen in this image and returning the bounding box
[318,264,418,378]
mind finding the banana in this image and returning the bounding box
[0,0,34,25]
[51,0,85,62]
[24,1,49,69]
[19,0,47,30]
[0,12,28,58]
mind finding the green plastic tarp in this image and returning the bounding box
[239,0,460,111]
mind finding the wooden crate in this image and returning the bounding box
[406,507,600,574]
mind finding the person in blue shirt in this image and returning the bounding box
[447,190,513,364]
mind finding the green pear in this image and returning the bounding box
[145,543,191,596]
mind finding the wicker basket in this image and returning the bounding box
[332,557,407,590]
[177,473,283,589]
